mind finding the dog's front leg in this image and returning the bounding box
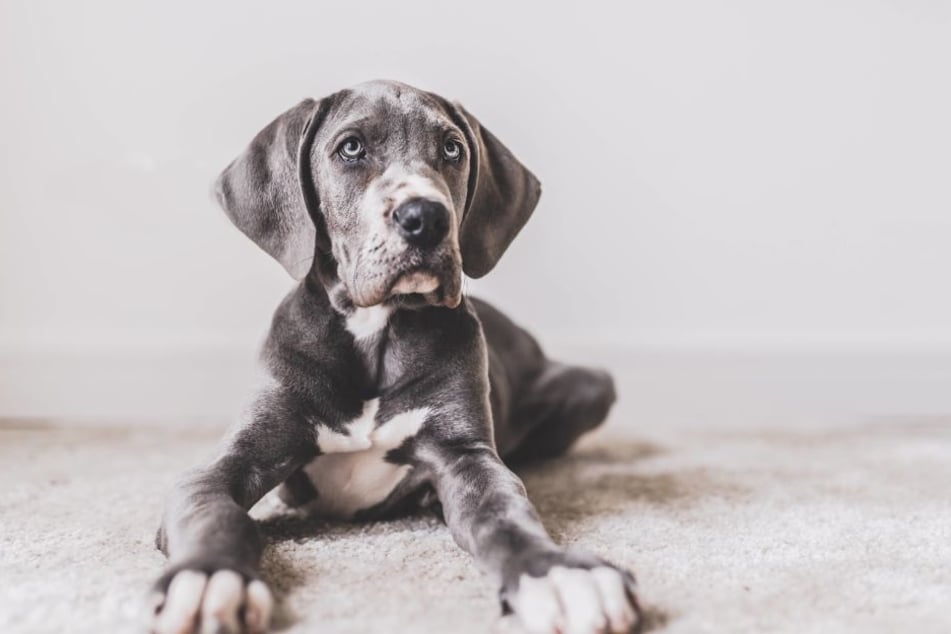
[419,438,640,634]
[149,396,317,634]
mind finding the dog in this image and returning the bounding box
[149,80,640,634]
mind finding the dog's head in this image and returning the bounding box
[214,80,541,309]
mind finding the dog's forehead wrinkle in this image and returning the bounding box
[331,83,451,142]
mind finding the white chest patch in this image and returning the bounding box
[304,400,430,518]
[345,305,393,341]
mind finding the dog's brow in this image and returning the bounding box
[330,116,375,135]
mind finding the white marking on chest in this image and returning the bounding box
[305,402,430,517]
[345,305,393,340]
[315,399,380,453]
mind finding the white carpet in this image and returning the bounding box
[2,413,949,633]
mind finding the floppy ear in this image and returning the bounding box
[454,104,542,278]
[213,98,331,279]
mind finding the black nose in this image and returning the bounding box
[392,199,450,248]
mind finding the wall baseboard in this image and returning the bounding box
[3,339,951,426]
[0,342,259,425]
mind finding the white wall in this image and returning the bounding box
[2,1,950,419]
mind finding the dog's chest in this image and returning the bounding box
[299,399,429,518]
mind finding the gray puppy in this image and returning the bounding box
[150,80,640,634]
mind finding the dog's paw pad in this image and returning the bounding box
[149,569,273,634]
[507,566,638,634]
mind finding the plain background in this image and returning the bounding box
[2,0,950,420]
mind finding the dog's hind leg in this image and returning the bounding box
[501,362,617,466]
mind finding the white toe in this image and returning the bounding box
[154,571,207,634]
[549,567,608,634]
[511,573,564,634]
[245,579,274,634]
[591,567,637,632]
[199,570,244,634]
[151,570,273,634]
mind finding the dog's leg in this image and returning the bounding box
[502,362,616,466]
[419,440,640,634]
[150,396,317,634]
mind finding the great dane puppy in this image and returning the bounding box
[150,80,640,634]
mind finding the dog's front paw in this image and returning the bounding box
[148,565,273,634]
[500,552,640,634]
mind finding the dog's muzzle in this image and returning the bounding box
[381,196,460,307]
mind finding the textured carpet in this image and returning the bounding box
[1,416,949,633]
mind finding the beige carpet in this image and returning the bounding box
[1,415,949,633]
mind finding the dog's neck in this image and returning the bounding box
[301,250,468,388]
[301,261,394,385]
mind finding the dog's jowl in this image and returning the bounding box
[150,80,640,634]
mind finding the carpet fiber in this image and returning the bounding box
[1,416,949,633]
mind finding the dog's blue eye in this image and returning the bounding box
[443,139,462,161]
[338,137,365,161]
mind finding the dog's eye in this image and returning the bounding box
[337,137,365,162]
[443,139,462,162]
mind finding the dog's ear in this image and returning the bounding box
[214,98,332,279]
[452,104,542,278]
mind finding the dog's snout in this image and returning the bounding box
[392,199,450,248]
